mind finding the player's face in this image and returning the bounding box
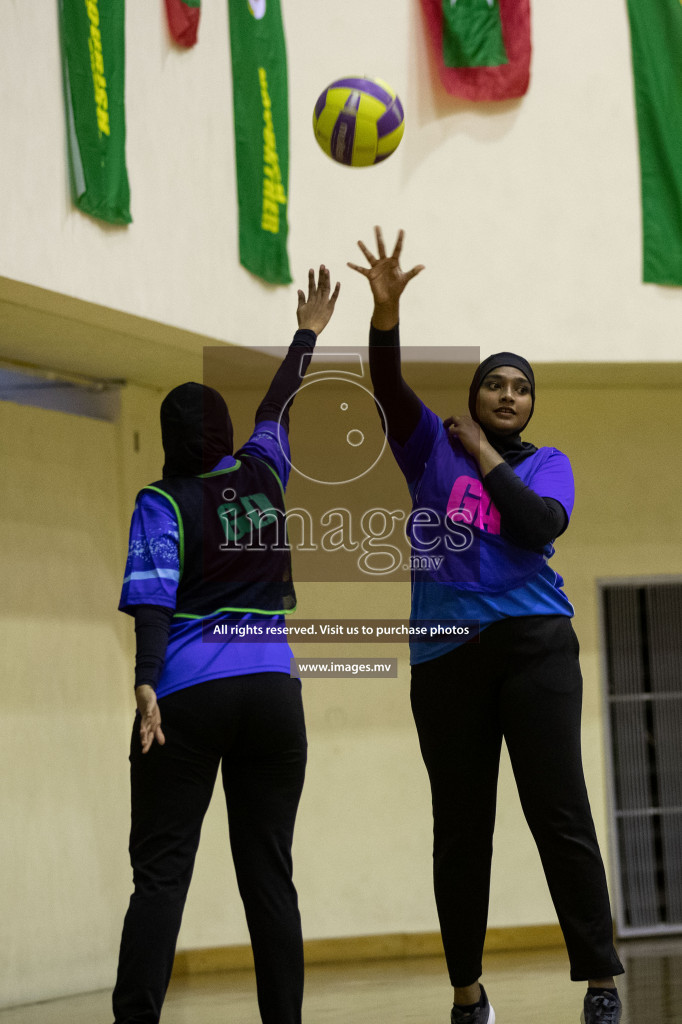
[475,366,532,435]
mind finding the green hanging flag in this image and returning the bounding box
[442,0,508,68]
[58,0,131,225]
[626,0,682,285]
[227,0,291,284]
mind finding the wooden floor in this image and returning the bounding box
[1,938,680,1023]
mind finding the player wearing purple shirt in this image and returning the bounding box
[112,267,339,1024]
[393,399,576,663]
[349,229,623,1024]
[118,422,297,700]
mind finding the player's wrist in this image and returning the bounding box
[478,442,504,476]
[371,301,399,331]
[296,321,321,336]
[294,324,318,339]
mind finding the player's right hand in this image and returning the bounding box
[296,265,341,336]
[135,684,166,754]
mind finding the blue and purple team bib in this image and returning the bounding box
[389,403,575,663]
[119,422,295,698]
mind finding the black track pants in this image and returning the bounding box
[112,673,307,1024]
[410,615,624,987]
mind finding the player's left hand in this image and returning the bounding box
[296,265,341,336]
[135,684,166,754]
[443,414,483,458]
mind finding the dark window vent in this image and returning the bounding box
[601,581,682,936]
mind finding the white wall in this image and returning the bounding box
[0,401,132,1006]
[1,1,680,361]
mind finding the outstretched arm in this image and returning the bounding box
[348,227,424,445]
[255,266,340,430]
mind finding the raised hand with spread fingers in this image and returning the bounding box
[348,226,424,330]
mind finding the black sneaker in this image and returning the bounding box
[451,985,495,1024]
[581,988,622,1024]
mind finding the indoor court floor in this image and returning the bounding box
[1,937,679,1024]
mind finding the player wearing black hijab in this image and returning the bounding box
[112,268,339,1024]
[349,229,623,1024]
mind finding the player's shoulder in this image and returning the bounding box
[237,421,290,485]
[526,445,573,478]
[533,444,571,463]
[405,401,442,448]
[240,451,286,489]
[134,482,180,518]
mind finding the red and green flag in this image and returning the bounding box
[420,0,531,102]
[58,0,131,225]
[164,0,201,48]
[227,0,292,284]
[626,0,682,286]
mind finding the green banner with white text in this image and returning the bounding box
[227,0,291,284]
[627,0,682,285]
[58,0,131,225]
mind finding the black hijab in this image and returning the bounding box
[468,352,537,466]
[160,382,234,478]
